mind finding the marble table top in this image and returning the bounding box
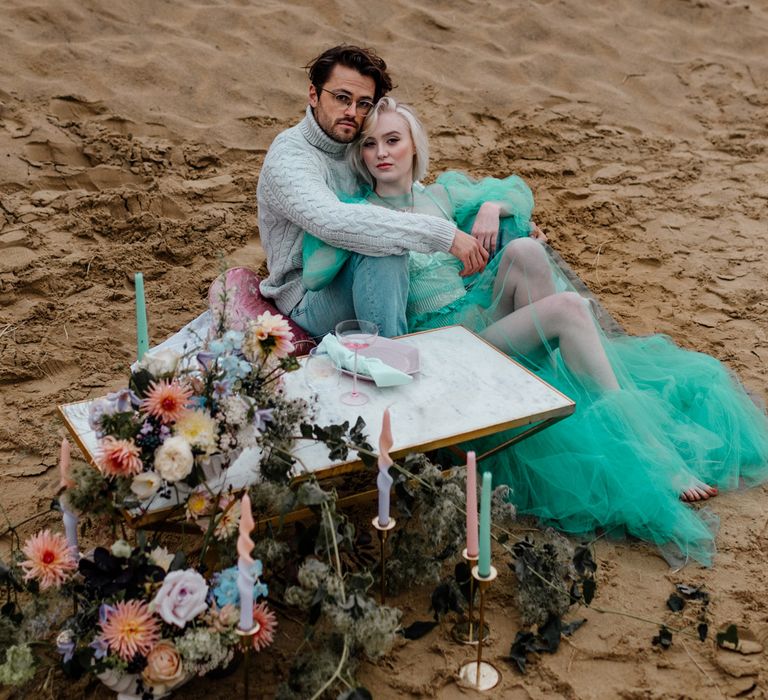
[59,323,575,516]
[283,325,575,477]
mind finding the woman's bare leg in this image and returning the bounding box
[492,238,557,318]
[481,291,620,391]
[483,285,717,500]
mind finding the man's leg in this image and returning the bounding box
[349,253,408,337]
[290,253,408,338]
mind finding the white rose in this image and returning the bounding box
[139,349,181,378]
[151,569,209,628]
[110,539,132,558]
[130,471,161,499]
[154,437,194,482]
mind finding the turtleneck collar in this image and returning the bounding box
[299,106,350,156]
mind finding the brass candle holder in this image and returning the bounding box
[451,548,490,645]
[235,622,261,699]
[372,516,396,605]
[458,565,501,691]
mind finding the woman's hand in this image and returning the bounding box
[471,202,502,255]
[449,230,489,276]
[529,222,548,243]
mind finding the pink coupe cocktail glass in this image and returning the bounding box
[335,319,379,405]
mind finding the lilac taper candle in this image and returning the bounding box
[236,493,256,630]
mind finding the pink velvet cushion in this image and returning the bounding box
[208,267,315,351]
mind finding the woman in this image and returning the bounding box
[303,98,768,566]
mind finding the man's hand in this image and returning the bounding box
[471,202,501,255]
[449,230,489,277]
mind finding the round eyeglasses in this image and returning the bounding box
[320,88,375,116]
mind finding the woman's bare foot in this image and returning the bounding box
[680,481,719,503]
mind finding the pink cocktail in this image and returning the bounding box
[335,319,379,405]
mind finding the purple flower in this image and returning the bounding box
[197,351,216,370]
[56,630,75,663]
[88,397,117,433]
[213,379,231,400]
[90,635,109,660]
[252,408,274,432]
[106,388,140,413]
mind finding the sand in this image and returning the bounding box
[1,0,767,697]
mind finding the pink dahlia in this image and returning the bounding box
[20,529,78,590]
[243,311,295,360]
[97,436,143,477]
[141,380,192,424]
[99,599,161,661]
[251,602,277,652]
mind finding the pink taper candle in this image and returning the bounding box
[58,438,78,554]
[377,409,394,527]
[465,451,479,558]
[236,493,256,630]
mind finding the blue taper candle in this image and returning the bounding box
[477,471,492,577]
[134,272,149,361]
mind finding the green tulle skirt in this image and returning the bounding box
[410,245,768,567]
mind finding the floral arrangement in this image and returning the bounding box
[0,529,275,698]
[0,299,603,698]
[71,310,307,523]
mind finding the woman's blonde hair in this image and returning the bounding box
[348,97,429,187]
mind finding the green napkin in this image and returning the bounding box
[317,334,413,388]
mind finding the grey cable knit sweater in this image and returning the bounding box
[256,107,457,315]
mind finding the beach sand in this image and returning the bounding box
[1,0,767,696]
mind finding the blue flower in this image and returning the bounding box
[211,562,268,607]
[222,330,244,351]
[207,340,226,356]
[220,355,251,380]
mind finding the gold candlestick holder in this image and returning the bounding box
[458,565,501,691]
[235,622,261,699]
[451,548,490,645]
[372,516,396,605]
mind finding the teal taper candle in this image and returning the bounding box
[134,272,149,361]
[478,470,492,577]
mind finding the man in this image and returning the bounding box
[257,45,487,338]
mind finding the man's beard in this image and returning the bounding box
[329,119,359,143]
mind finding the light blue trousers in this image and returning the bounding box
[290,253,409,339]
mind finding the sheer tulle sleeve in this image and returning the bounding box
[301,190,370,291]
[436,171,534,240]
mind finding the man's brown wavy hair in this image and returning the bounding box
[306,45,394,102]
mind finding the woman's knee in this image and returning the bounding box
[551,291,592,326]
[503,237,547,268]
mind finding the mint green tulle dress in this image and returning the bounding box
[303,172,768,566]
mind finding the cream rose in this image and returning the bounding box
[110,540,132,558]
[149,546,175,572]
[154,437,194,482]
[142,640,185,693]
[139,349,181,378]
[130,470,161,499]
[151,569,209,628]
